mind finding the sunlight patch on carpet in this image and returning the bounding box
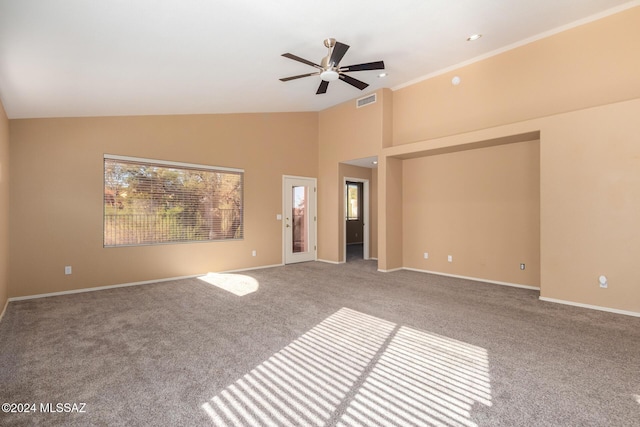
[635,394,640,405]
[202,307,492,426]
[337,326,491,427]
[198,273,259,296]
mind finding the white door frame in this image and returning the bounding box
[344,177,369,261]
[283,175,317,264]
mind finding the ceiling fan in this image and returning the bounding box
[279,38,385,94]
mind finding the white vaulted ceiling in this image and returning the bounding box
[0,0,636,119]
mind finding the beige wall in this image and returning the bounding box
[540,99,640,312]
[370,168,378,259]
[371,7,638,312]
[317,88,390,262]
[379,157,403,271]
[383,97,640,313]
[393,6,640,144]
[0,99,8,311]
[403,140,540,286]
[9,113,317,297]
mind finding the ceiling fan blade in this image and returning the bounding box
[339,73,369,90]
[282,53,322,69]
[340,61,385,72]
[329,42,350,67]
[316,80,329,94]
[280,72,319,82]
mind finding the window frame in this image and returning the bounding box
[346,182,361,221]
[103,154,244,248]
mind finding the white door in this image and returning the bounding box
[283,176,317,264]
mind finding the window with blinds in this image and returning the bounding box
[104,155,243,247]
[346,182,361,221]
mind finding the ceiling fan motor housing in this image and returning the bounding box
[323,38,336,48]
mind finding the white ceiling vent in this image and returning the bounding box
[356,93,377,108]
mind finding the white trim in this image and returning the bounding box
[402,267,540,290]
[539,296,640,318]
[369,257,378,261]
[378,267,404,273]
[104,154,244,173]
[393,0,640,91]
[218,263,284,274]
[0,299,8,323]
[317,259,344,265]
[7,264,286,302]
[8,274,204,301]
[282,174,316,180]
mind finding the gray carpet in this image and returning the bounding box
[0,260,639,426]
[346,244,363,262]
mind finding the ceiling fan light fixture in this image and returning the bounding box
[320,69,339,82]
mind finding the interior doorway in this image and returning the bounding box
[344,177,369,262]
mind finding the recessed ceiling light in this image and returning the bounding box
[377,72,387,78]
[372,161,378,165]
[467,34,482,41]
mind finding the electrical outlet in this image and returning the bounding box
[252,250,257,257]
[423,252,429,259]
[64,266,72,275]
[599,275,607,288]
[447,255,453,262]
[520,263,526,270]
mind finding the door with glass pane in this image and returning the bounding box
[284,176,317,264]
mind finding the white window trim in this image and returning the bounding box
[104,154,244,174]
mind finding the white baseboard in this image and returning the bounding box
[0,298,8,324]
[219,263,284,274]
[539,296,640,318]
[378,267,404,273]
[402,267,540,291]
[7,263,286,302]
[317,259,344,265]
[8,274,204,302]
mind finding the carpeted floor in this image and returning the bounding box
[0,260,638,426]
[346,244,363,262]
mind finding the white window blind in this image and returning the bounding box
[104,155,243,247]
